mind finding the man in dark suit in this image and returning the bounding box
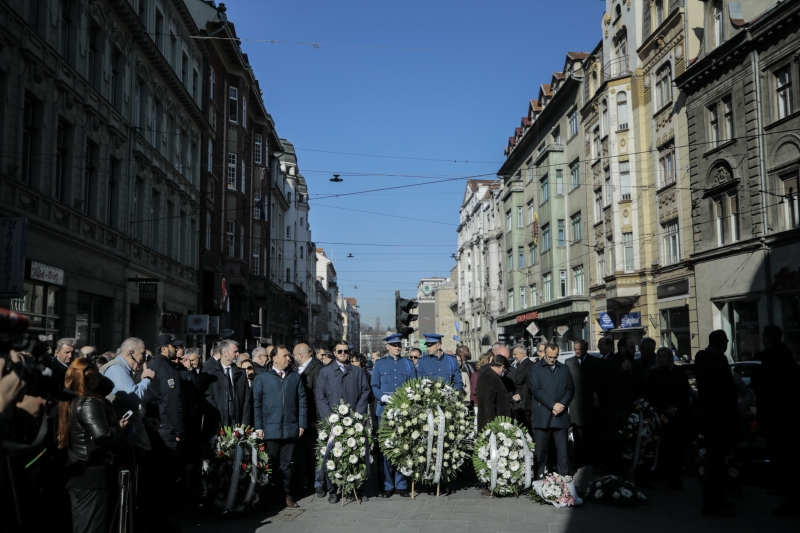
[203,340,253,437]
[599,337,637,474]
[528,342,575,477]
[291,343,324,496]
[509,344,533,434]
[694,330,739,516]
[565,339,601,468]
[49,337,76,383]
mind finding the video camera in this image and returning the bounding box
[0,307,76,402]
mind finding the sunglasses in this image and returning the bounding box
[409,356,419,360]
[335,349,348,354]
[425,343,438,347]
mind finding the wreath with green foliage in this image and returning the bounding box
[203,425,269,512]
[316,401,372,497]
[473,417,534,496]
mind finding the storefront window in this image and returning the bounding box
[660,306,690,361]
[781,295,800,360]
[729,301,760,362]
[76,293,109,350]
[9,282,61,341]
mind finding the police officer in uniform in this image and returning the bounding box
[371,333,416,498]
[416,333,463,391]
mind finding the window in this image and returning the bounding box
[659,143,676,186]
[553,128,561,146]
[593,127,601,161]
[138,0,147,24]
[166,115,175,160]
[518,247,524,269]
[178,211,186,263]
[229,86,238,123]
[660,306,691,359]
[207,139,213,173]
[531,285,538,306]
[542,224,551,251]
[595,190,603,222]
[543,273,552,302]
[180,52,188,86]
[240,225,245,260]
[152,98,162,148]
[571,212,582,242]
[556,170,564,195]
[662,219,680,265]
[170,32,177,69]
[517,206,524,228]
[254,189,262,220]
[527,201,534,225]
[723,96,734,140]
[656,65,672,109]
[21,99,35,186]
[242,96,247,129]
[55,122,68,201]
[165,201,175,257]
[713,2,725,48]
[132,180,143,239]
[205,213,211,249]
[59,0,72,61]
[225,221,235,257]
[573,266,585,295]
[617,92,628,130]
[623,232,634,272]
[254,133,263,164]
[540,175,549,203]
[605,173,613,206]
[714,194,740,245]
[608,237,615,274]
[620,161,631,200]
[557,220,565,247]
[155,9,164,51]
[227,153,236,189]
[570,163,580,190]
[559,270,567,298]
[520,287,526,309]
[597,250,606,280]
[253,246,260,276]
[87,25,100,89]
[107,159,118,228]
[241,160,245,193]
[209,67,216,101]
[569,109,579,137]
[192,69,199,101]
[529,244,537,266]
[286,225,291,239]
[601,100,609,135]
[83,140,95,216]
[505,210,512,231]
[783,174,799,229]
[507,290,514,313]
[507,249,513,271]
[655,0,664,25]
[777,67,794,120]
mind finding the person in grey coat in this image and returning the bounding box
[528,342,575,477]
[253,347,307,508]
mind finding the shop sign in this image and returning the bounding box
[0,217,26,298]
[208,316,220,335]
[531,212,539,246]
[187,314,209,335]
[568,316,586,326]
[620,312,642,329]
[599,312,615,331]
[221,328,234,338]
[657,279,689,299]
[139,282,158,306]
[515,311,539,324]
[526,322,539,336]
[556,325,569,335]
[30,261,64,286]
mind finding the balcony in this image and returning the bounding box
[311,303,322,314]
[534,143,564,166]
[603,57,631,80]
[283,282,308,304]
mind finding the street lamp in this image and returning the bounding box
[330,174,343,182]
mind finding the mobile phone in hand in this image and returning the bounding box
[121,410,134,421]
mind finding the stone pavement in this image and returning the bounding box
[177,474,799,533]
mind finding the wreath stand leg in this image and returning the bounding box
[341,490,344,507]
[437,482,440,497]
[353,488,361,505]
[411,480,415,499]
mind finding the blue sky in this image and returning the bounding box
[229,0,606,328]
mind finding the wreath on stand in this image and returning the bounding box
[378,377,473,497]
[202,425,270,512]
[316,401,372,504]
[473,417,534,496]
[619,398,665,469]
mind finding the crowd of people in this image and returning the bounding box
[1,324,798,532]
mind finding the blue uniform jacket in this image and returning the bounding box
[416,353,463,391]
[371,355,417,417]
[315,362,371,418]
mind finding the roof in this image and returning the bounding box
[316,248,325,254]
[566,52,590,61]
[552,72,566,81]
[467,179,496,192]
[540,84,552,97]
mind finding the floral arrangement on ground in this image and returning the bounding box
[378,377,473,485]
[316,400,371,498]
[529,471,582,507]
[203,425,269,512]
[619,398,665,468]
[583,475,648,506]
[473,416,534,496]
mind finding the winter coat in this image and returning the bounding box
[315,362,371,418]
[203,363,253,433]
[528,358,575,429]
[476,368,513,431]
[252,367,307,440]
[142,354,185,449]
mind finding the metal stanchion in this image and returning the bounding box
[118,470,132,533]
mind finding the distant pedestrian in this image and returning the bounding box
[408,347,422,366]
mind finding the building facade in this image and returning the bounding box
[315,248,342,347]
[677,0,800,360]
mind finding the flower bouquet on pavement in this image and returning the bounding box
[529,471,582,507]
[619,398,665,469]
[316,401,371,504]
[473,417,534,496]
[583,475,648,507]
[378,377,473,496]
[203,425,269,512]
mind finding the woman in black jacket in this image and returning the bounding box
[57,357,128,533]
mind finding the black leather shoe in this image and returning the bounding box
[397,490,410,497]
[328,492,340,504]
[315,487,327,498]
[379,490,393,498]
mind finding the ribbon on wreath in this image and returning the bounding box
[433,406,446,484]
[516,429,533,489]
[425,409,435,477]
[223,442,259,512]
[488,433,499,491]
[630,404,663,471]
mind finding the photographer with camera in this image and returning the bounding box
[0,351,26,438]
[57,357,129,533]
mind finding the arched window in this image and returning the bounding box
[614,29,629,76]
[591,71,598,94]
[656,64,672,109]
[655,0,664,26]
[617,92,629,130]
[602,100,609,135]
[713,2,725,48]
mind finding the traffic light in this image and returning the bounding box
[395,295,419,337]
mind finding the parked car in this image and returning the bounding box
[730,360,761,387]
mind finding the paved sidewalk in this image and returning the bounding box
[178,474,798,533]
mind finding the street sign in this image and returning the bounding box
[620,312,642,329]
[221,328,234,338]
[599,312,615,331]
[0,217,26,298]
[208,316,220,335]
[526,322,540,336]
[187,315,209,335]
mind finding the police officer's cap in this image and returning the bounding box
[423,333,444,344]
[383,333,403,344]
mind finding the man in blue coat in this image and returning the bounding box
[315,340,372,502]
[371,333,416,498]
[528,342,575,477]
[416,333,463,391]
[253,347,307,508]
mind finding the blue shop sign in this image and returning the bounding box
[598,312,615,331]
[620,312,642,329]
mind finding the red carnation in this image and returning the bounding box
[219,429,225,436]
[218,451,224,457]
[259,446,265,451]
[246,429,252,434]
[241,463,248,470]
[234,431,241,438]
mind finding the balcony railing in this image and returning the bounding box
[603,57,630,80]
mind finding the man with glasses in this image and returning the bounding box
[252,347,269,375]
[408,347,422,366]
[321,350,334,366]
[416,333,463,391]
[315,340,371,503]
[371,333,416,498]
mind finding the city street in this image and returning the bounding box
[177,474,798,533]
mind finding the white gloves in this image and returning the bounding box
[381,395,391,403]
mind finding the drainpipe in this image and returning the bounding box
[752,48,773,323]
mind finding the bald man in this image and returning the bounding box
[292,343,325,494]
[494,345,510,359]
